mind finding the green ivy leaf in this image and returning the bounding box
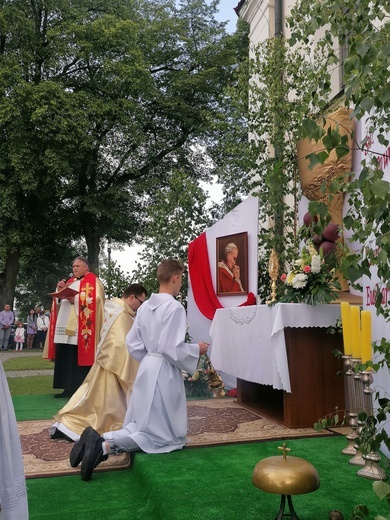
[371,180,389,200]
[301,119,324,141]
[356,42,371,58]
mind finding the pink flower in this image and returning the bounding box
[303,265,311,273]
[280,273,287,282]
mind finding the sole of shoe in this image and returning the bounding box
[70,426,96,468]
[81,434,107,481]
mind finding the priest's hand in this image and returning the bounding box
[57,279,67,290]
[198,342,209,356]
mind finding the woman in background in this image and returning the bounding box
[26,308,37,349]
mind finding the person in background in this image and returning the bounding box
[0,304,15,351]
[8,323,16,351]
[14,321,26,352]
[36,309,50,350]
[71,259,208,481]
[50,283,148,441]
[44,256,104,398]
[26,308,37,349]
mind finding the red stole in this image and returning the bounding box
[47,272,98,366]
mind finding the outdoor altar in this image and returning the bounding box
[209,303,346,428]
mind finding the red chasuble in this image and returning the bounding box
[47,272,99,366]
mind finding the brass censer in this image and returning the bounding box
[204,353,225,398]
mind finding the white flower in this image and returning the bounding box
[311,255,322,274]
[294,259,303,267]
[292,273,308,289]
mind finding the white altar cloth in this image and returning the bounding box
[209,303,341,393]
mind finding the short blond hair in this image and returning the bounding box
[157,259,184,284]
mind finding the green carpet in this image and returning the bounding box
[13,394,66,421]
[12,394,227,422]
[25,436,388,520]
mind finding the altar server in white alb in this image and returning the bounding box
[71,258,209,481]
[0,359,29,519]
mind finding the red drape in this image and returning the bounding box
[188,233,256,320]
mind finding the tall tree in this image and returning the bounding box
[0,0,246,306]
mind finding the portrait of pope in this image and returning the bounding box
[217,232,248,295]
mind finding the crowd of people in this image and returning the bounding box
[0,304,50,352]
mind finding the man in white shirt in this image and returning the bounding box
[0,304,15,351]
[36,310,50,350]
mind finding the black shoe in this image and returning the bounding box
[50,428,74,443]
[80,428,108,481]
[54,391,72,398]
[70,426,96,467]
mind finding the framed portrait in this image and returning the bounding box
[216,232,248,295]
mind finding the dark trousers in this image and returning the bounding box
[53,344,91,396]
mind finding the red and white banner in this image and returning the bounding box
[187,196,259,386]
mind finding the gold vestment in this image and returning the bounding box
[53,298,138,436]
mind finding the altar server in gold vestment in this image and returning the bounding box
[49,283,148,441]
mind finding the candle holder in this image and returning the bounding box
[266,249,279,304]
[357,452,387,481]
[341,356,359,456]
[355,369,386,481]
[349,415,365,467]
[361,370,375,415]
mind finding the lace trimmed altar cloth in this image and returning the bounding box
[209,303,341,393]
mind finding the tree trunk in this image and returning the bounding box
[84,232,101,275]
[0,247,20,310]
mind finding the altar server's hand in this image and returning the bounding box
[198,342,209,356]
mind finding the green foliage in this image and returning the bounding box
[245,34,332,290]
[314,407,347,432]
[0,0,246,305]
[131,168,214,300]
[287,0,390,321]
[209,19,253,211]
[99,258,134,299]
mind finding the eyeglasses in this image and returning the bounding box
[134,295,145,305]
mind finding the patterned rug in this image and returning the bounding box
[19,399,334,478]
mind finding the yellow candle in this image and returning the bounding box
[340,302,353,355]
[361,310,373,364]
[350,305,361,359]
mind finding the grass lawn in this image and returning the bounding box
[2,356,54,371]
[7,375,56,395]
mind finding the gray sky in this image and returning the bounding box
[215,2,238,33]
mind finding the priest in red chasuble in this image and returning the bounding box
[44,256,104,398]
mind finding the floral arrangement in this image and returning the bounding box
[279,239,340,305]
